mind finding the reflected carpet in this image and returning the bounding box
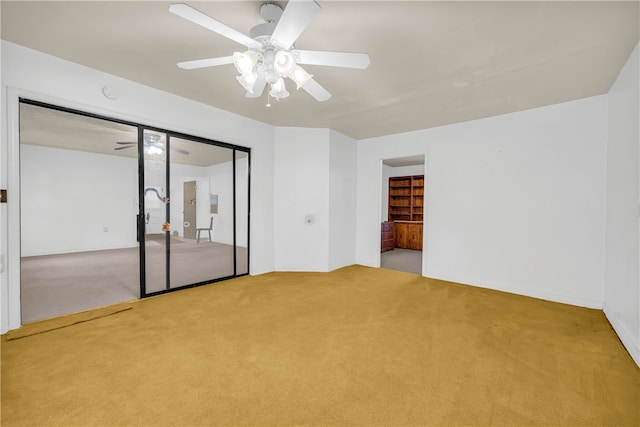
[146,233,185,245]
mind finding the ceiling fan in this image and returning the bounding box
[169,1,370,103]
[115,133,189,155]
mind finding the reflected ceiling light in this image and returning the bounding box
[146,133,161,144]
[144,133,164,155]
[115,133,190,156]
[146,145,164,155]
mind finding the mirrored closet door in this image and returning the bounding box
[140,129,251,296]
[19,100,251,323]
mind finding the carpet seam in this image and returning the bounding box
[5,307,133,341]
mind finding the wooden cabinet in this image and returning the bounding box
[388,175,424,251]
[395,222,408,248]
[388,175,424,222]
[381,221,395,252]
[395,221,423,250]
[407,222,423,250]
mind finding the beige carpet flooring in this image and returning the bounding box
[2,265,639,426]
[20,237,247,323]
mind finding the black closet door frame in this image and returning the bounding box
[18,98,251,301]
[138,130,251,298]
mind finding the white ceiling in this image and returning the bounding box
[2,1,639,140]
[383,155,425,167]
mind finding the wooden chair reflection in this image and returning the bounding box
[196,217,213,243]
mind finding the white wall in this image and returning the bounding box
[21,142,247,251]
[273,127,330,271]
[604,42,640,367]
[357,95,608,308]
[273,128,357,272]
[1,41,275,333]
[328,130,357,270]
[207,161,235,245]
[381,163,425,221]
[206,156,249,246]
[20,145,211,250]
[21,145,138,256]
[0,38,6,335]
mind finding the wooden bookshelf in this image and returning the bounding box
[388,175,424,250]
[388,175,424,222]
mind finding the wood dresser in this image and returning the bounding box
[381,221,396,252]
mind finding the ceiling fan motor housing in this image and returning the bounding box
[260,3,283,24]
[250,3,282,43]
[247,3,296,88]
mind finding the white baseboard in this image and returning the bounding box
[603,303,640,368]
[425,272,639,367]
[424,271,603,309]
[355,257,378,268]
[22,243,139,257]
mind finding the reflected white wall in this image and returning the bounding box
[207,156,249,247]
[21,145,138,256]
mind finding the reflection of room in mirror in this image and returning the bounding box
[18,102,251,323]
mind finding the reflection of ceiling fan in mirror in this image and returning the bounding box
[114,133,189,155]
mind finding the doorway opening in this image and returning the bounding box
[19,99,250,323]
[380,155,425,275]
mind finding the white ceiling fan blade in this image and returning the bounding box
[169,3,259,49]
[301,78,332,102]
[177,56,233,70]
[270,0,320,50]
[295,50,371,69]
[245,78,267,98]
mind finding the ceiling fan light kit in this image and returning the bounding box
[169,1,370,104]
[236,72,257,94]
